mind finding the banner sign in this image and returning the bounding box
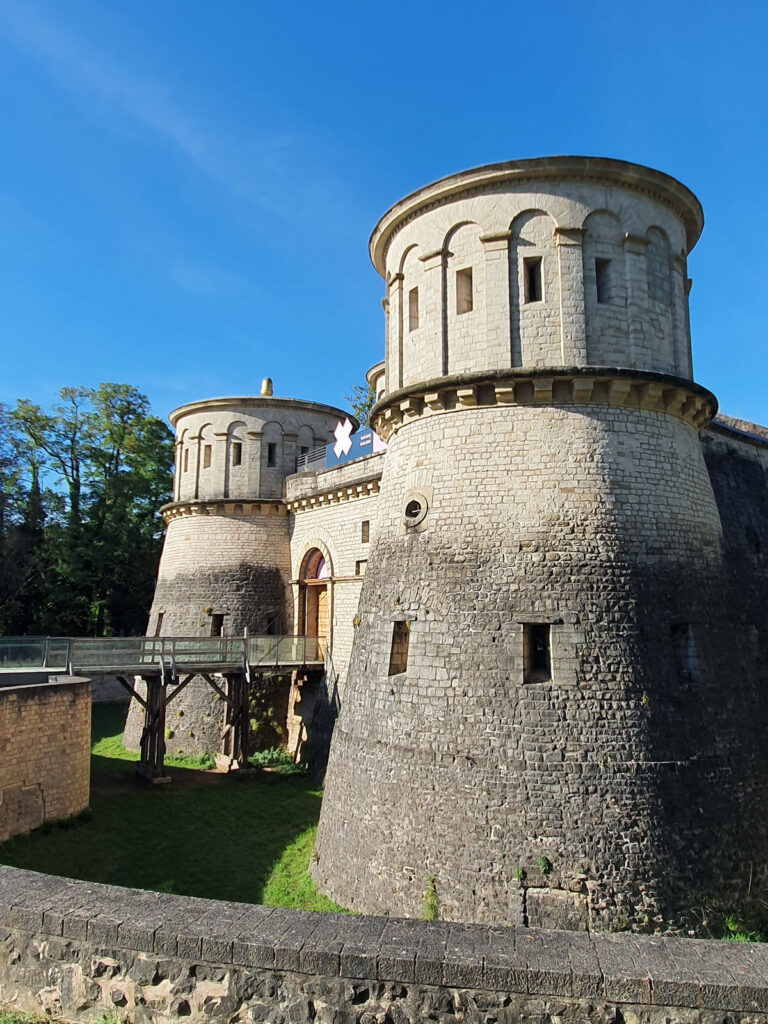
[326,418,387,469]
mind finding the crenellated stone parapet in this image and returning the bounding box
[371,367,717,442]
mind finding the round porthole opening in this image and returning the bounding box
[405,499,422,520]
[403,493,429,528]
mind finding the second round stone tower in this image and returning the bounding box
[312,157,758,930]
[123,390,346,756]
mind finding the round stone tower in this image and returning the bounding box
[312,158,764,930]
[123,391,347,756]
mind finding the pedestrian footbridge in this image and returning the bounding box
[0,635,327,779]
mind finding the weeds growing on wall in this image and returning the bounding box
[249,675,290,751]
[422,874,439,921]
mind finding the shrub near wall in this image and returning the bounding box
[1,866,768,1024]
[0,679,90,843]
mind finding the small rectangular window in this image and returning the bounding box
[408,287,419,331]
[671,623,698,683]
[267,442,277,468]
[154,611,164,637]
[456,268,473,314]
[361,520,370,543]
[231,442,242,466]
[595,258,611,304]
[523,623,551,683]
[388,620,410,675]
[355,559,367,576]
[210,613,224,637]
[203,444,212,469]
[183,449,189,473]
[524,257,543,303]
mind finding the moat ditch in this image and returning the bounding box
[0,702,343,914]
[1,703,765,945]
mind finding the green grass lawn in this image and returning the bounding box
[0,703,343,912]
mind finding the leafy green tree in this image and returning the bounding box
[343,382,376,427]
[4,384,173,636]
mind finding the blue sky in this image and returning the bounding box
[0,0,766,424]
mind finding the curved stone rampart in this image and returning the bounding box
[314,156,768,930]
[1,866,767,1024]
[314,399,744,928]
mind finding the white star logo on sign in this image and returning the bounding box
[333,418,354,458]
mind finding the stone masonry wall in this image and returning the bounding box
[381,171,693,394]
[287,456,383,689]
[284,457,383,771]
[1,866,768,1024]
[123,509,292,757]
[0,680,90,843]
[149,510,292,637]
[313,402,768,931]
[171,398,343,505]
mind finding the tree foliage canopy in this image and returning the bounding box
[0,383,173,637]
[343,382,376,427]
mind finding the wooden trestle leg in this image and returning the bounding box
[137,674,169,781]
[219,672,250,771]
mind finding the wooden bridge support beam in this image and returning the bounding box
[218,673,250,771]
[137,674,168,781]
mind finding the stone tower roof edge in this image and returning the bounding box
[369,155,704,274]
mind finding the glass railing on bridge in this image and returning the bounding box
[69,637,248,674]
[247,635,325,667]
[0,634,327,677]
[0,637,70,672]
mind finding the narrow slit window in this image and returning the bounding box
[361,520,370,543]
[183,449,189,472]
[231,442,242,466]
[210,613,224,637]
[456,267,473,314]
[595,258,611,304]
[267,442,277,468]
[408,287,419,331]
[671,623,698,683]
[154,611,164,637]
[524,257,543,303]
[203,444,212,469]
[388,620,410,675]
[523,623,551,683]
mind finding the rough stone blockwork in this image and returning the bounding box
[314,157,768,931]
[0,867,767,1024]
[0,680,90,843]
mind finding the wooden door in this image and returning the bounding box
[316,587,328,652]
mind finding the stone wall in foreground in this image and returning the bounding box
[1,866,767,1024]
[0,680,90,843]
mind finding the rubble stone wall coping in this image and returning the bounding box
[1,866,768,1021]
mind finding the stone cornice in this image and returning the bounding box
[286,478,381,514]
[161,498,287,524]
[370,157,704,271]
[370,368,718,442]
[168,396,356,430]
